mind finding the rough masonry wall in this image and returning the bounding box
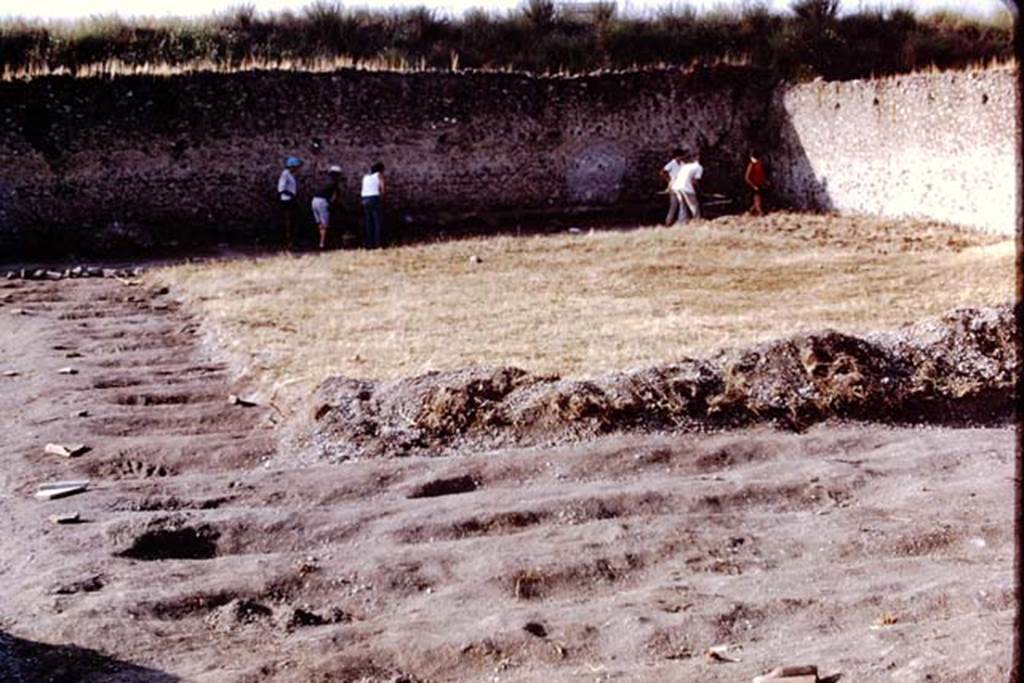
[0,67,773,258]
[770,67,1019,235]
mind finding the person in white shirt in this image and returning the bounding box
[659,147,685,226]
[277,156,302,249]
[670,151,703,224]
[360,162,386,249]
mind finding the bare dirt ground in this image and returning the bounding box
[0,274,1015,682]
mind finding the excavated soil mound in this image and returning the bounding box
[302,304,1017,461]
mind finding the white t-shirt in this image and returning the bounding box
[663,158,683,183]
[277,169,297,201]
[361,172,382,198]
[671,161,703,194]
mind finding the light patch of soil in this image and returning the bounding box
[0,276,1014,682]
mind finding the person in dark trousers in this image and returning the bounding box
[312,165,343,250]
[360,161,386,249]
[277,156,302,250]
[744,151,768,216]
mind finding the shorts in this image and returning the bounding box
[311,197,330,226]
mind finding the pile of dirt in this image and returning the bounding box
[300,303,1017,461]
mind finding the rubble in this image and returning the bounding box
[300,305,1017,461]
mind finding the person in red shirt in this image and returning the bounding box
[744,151,767,216]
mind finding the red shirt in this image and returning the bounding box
[747,159,765,188]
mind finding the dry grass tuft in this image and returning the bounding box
[154,213,1014,405]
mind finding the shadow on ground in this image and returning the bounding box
[0,631,178,683]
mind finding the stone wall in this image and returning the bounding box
[0,67,774,258]
[769,66,1019,235]
[1,64,1017,259]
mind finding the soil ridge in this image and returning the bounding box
[301,303,1017,461]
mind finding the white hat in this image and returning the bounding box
[328,165,342,174]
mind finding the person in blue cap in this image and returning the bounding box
[278,156,303,249]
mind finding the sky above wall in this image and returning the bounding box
[0,0,1011,21]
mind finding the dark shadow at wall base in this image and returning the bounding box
[762,87,837,215]
[0,199,748,263]
[0,630,179,682]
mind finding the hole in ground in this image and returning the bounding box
[117,524,220,560]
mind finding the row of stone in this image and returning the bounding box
[4,266,145,281]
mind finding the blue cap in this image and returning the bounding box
[285,156,302,168]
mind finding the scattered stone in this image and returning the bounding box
[101,268,118,278]
[278,605,350,630]
[2,370,18,377]
[35,481,90,501]
[86,267,104,278]
[706,644,741,663]
[752,665,819,682]
[49,512,81,525]
[71,409,90,418]
[57,367,78,375]
[228,394,258,407]
[65,351,82,358]
[871,612,898,630]
[44,443,90,458]
[9,308,29,316]
[469,254,482,264]
[32,269,46,279]
[70,266,84,277]
[5,271,15,280]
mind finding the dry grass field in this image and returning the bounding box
[154,213,1015,405]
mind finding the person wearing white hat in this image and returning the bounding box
[312,165,343,250]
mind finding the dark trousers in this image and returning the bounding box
[361,196,383,248]
[279,199,298,247]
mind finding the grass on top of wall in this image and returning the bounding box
[0,1,1016,81]
[152,213,1015,407]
